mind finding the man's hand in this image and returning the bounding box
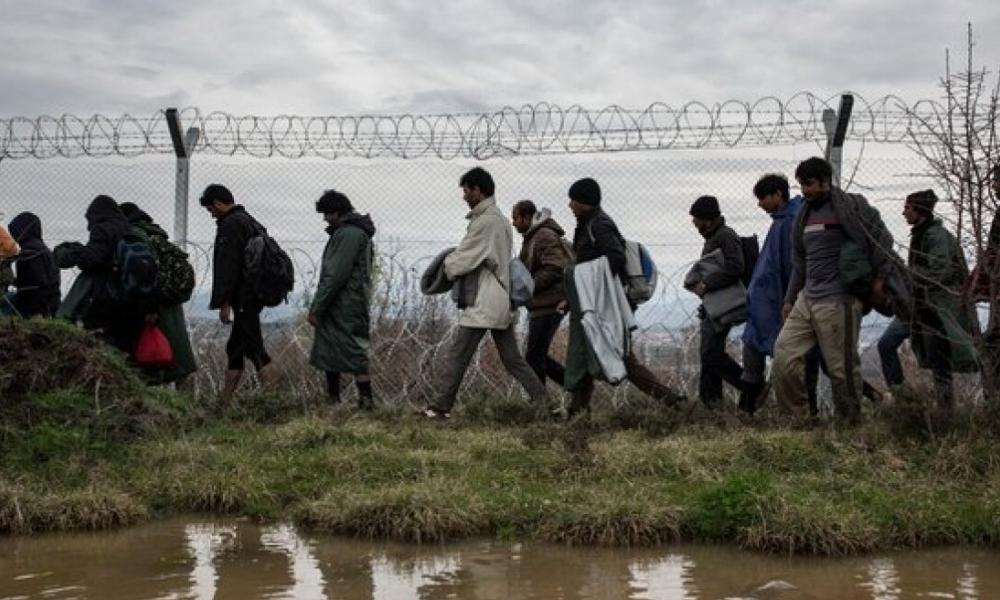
[556,300,569,314]
[307,313,318,327]
[782,302,793,321]
[693,282,707,298]
[219,303,232,325]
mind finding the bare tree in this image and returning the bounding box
[905,24,999,400]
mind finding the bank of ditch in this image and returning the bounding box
[2,318,1000,556]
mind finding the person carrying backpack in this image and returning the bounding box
[119,202,197,384]
[200,184,276,403]
[687,195,745,410]
[560,178,686,418]
[54,195,146,354]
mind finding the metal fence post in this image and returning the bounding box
[166,108,201,247]
[823,94,854,187]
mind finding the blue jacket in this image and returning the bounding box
[742,196,802,355]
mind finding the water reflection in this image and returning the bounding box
[1,519,1000,599]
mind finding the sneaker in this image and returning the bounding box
[420,407,451,420]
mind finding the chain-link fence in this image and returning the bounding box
[0,96,990,407]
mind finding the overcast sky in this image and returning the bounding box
[2,0,999,118]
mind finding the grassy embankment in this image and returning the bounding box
[2,318,1000,556]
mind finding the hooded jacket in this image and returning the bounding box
[519,208,572,317]
[60,195,129,302]
[310,212,377,373]
[210,205,263,310]
[8,212,60,317]
[908,217,978,372]
[742,196,802,355]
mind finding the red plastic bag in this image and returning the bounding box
[135,323,175,368]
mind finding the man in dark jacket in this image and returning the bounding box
[877,190,976,409]
[687,195,745,409]
[307,189,377,410]
[201,184,275,403]
[773,157,910,424]
[512,199,571,386]
[562,177,685,416]
[54,195,140,353]
[6,212,60,317]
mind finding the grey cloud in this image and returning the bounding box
[1,0,999,118]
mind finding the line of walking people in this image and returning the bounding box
[688,157,989,423]
[2,157,995,422]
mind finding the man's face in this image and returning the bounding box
[902,203,924,226]
[797,177,830,203]
[691,216,712,235]
[569,199,592,219]
[204,200,225,220]
[462,185,483,208]
[757,192,784,214]
[324,212,338,226]
[512,210,531,234]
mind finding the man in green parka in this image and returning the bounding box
[877,190,977,410]
[307,189,376,409]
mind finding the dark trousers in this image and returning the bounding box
[699,318,743,408]
[85,297,146,357]
[525,313,566,386]
[879,316,953,405]
[432,325,547,413]
[741,342,823,413]
[569,351,684,415]
[226,304,272,371]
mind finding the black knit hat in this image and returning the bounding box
[568,178,601,206]
[905,189,938,216]
[689,195,721,220]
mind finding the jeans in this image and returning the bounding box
[877,317,910,387]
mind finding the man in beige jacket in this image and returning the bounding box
[423,167,548,418]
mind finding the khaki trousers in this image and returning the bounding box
[773,295,864,422]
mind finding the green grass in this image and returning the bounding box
[4,400,1000,555]
[4,318,1000,554]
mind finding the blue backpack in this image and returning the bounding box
[108,228,159,303]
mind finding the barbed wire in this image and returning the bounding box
[0,92,984,160]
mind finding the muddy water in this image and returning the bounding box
[1,519,999,599]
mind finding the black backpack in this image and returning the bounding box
[108,227,159,303]
[244,224,294,307]
[740,235,760,287]
[149,235,195,305]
